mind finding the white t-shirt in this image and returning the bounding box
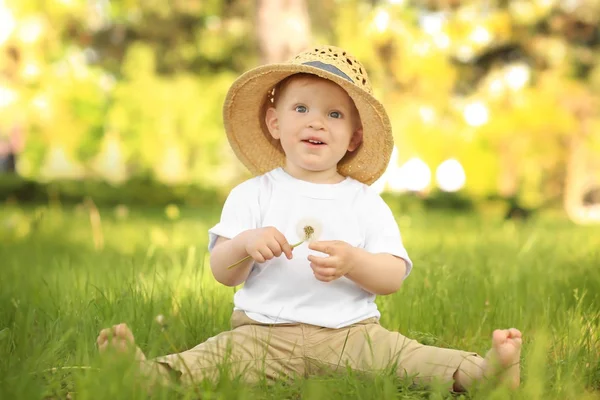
[208,168,412,329]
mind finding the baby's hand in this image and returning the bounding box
[244,227,293,263]
[307,241,357,282]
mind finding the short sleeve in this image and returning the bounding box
[208,178,261,252]
[361,189,413,279]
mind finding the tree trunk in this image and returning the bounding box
[563,120,600,224]
[498,141,518,198]
[256,0,311,64]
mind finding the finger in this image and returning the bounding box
[313,270,335,282]
[251,250,265,263]
[312,268,328,281]
[283,243,293,259]
[266,238,283,257]
[308,255,335,268]
[321,268,337,278]
[273,231,293,259]
[310,263,337,278]
[308,241,336,255]
[258,247,274,261]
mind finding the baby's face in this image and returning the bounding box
[265,76,363,182]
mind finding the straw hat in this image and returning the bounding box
[223,45,393,185]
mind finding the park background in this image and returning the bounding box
[1,1,599,399]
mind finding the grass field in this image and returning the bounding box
[1,202,599,399]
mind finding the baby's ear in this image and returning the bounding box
[348,126,363,152]
[265,107,281,140]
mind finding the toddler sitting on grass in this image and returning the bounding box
[97,45,522,393]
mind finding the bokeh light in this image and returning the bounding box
[463,101,489,127]
[374,10,390,33]
[419,106,436,124]
[387,167,406,193]
[470,25,492,45]
[32,94,49,112]
[455,44,475,62]
[433,32,451,49]
[436,159,467,192]
[402,158,432,192]
[420,13,444,35]
[372,146,399,194]
[0,1,15,45]
[22,62,41,79]
[17,17,44,44]
[0,86,18,108]
[505,63,531,91]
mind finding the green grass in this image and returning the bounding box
[1,203,599,399]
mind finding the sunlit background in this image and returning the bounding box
[0,0,599,223]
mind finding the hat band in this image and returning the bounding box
[302,61,353,83]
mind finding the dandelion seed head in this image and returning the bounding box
[296,218,322,243]
[303,225,314,240]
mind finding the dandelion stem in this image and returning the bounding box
[225,254,252,270]
[290,240,304,248]
[225,239,307,270]
[226,224,316,270]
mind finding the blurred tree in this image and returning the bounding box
[0,0,599,221]
[0,0,258,185]
[358,0,600,215]
[0,45,23,174]
[257,0,311,63]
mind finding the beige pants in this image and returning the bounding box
[155,311,485,389]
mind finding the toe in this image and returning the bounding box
[493,329,508,343]
[512,336,523,348]
[111,337,128,352]
[97,328,111,347]
[115,323,134,344]
[118,338,129,352]
[508,328,522,339]
[98,340,108,352]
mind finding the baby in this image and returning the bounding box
[97,46,522,392]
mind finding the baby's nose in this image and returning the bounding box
[308,117,325,130]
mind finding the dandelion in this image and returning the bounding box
[295,225,314,246]
[294,218,322,244]
[226,218,322,270]
[155,314,166,328]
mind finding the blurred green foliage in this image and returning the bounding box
[0,0,599,210]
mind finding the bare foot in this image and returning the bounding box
[97,323,146,362]
[484,328,522,389]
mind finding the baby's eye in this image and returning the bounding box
[329,111,342,119]
[295,105,307,113]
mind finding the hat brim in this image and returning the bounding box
[223,63,393,185]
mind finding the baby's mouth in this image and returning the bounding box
[302,139,325,145]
